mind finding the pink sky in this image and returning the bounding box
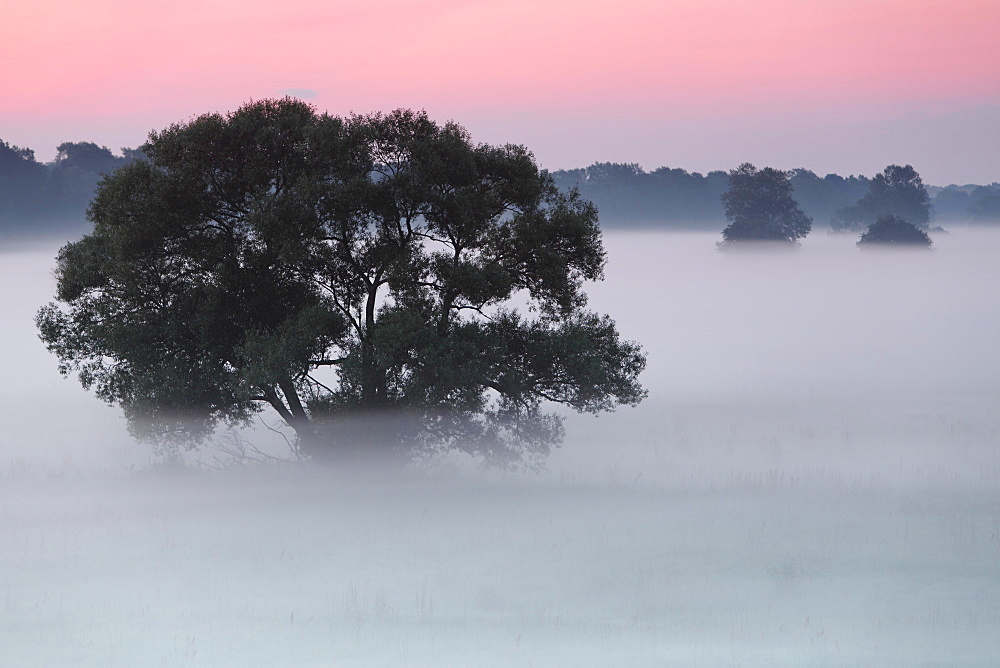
[2,0,999,183]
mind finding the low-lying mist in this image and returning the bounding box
[551,226,1000,488]
[2,226,998,665]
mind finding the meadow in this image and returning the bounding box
[1,228,998,666]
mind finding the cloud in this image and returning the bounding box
[278,88,318,100]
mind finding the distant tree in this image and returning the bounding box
[53,142,123,173]
[719,163,812,244]
[120,147,147,163]
[585,162,644,181]
[789,169,869,227]
[857,214,932,247]
[36,99,647,466]
[550,163,728,229]
[0,139,47,225]
[0,140,36,165]
[830,203,868,232]
[834,164,931,232]
[967,189,1000,222]
[931,186,973,222]
[0,139,146,239]
[45,142,132,220]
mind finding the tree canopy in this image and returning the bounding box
[857,214,932,247]
[786,169,869,226]
[718,163,812,244]
[833,164,931,232]
[36,99,646,466]
[0,140,47,226]
[967,191,1000,222]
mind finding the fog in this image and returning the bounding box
[2,228,999,665]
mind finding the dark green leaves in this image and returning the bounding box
[835,164,931,232]
[38,99,646,464]
[720,163,812,244]
[857,214,932,247]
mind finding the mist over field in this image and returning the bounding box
[2,227,999,665]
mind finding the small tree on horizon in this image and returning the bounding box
[857,214,932,247]
[833,164,931,232]
[719,163,812,244]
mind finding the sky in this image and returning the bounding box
[2,0,999,184]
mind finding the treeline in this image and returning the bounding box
[0,139,141,240]
[3,136,1000,240]
[930,183,1000,222]
[551,163,1000,229]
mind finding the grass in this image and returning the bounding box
[2,445,998,666]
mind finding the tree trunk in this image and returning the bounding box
[360,284,389,409]
[262,382,325,457]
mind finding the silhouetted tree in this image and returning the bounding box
[551,163,728,228]
[0,139,47,227]
[719,163,812,244]
[7,143,988,239]
[47,142,131,217]
[857,214,932,247]
[931,186,972,221]
[36,99,646,466]
[0,140,38,168]
[967,190,1000,222]
[788,169,869,226]
[834,164,931,231]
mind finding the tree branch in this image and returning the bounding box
[309,357,346,366]
[305,374,336,395]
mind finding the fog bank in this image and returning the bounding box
[2,227,999,664]
[3,227,999,482]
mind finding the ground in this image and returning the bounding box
[3,228,999,665]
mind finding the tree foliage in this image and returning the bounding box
[0,139,138,239]
[719,163,812,244]
[0,139,47,227]
[551,162,730,228]
[857,214,932,247]
[2,139,992,239]
[930,183,1000,223]
[36,99,646,465]
[786,169,869,226]
[550,164,872,230]
[834,164,931,231]
[967,191,1000,222]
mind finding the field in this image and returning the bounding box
[2,229,998,665]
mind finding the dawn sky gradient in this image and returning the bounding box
[3,0,998,183]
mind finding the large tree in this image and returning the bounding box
[36,99,646,465]
[719,163,812,244]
